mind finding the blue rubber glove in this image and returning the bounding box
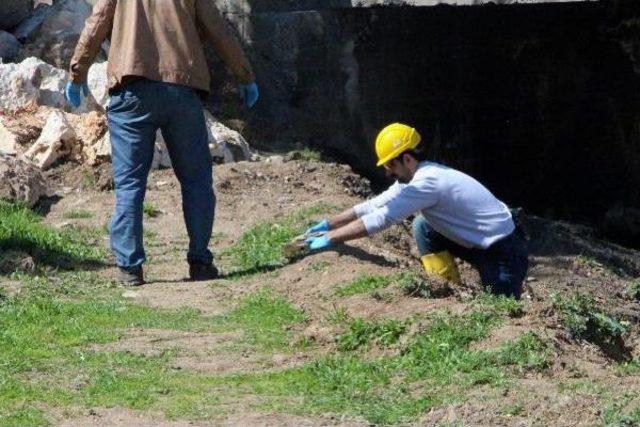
[65,82,89,108]
[305,219,330,236]
[240,82,259,108]
[305,233,332,251]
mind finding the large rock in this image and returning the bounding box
[17,0,92,68]
[12,3,54,43]
[86,61,109,111]
[0,30,21,61]
[23,110,77,169]
[0,0,34,31]
[0,153,49,207]
[0,121,19,155]
[0,57,67,111]
[83,130,110,166]
[0,106,49,156]
[204,111,253,163]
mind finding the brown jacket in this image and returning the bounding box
[70,0,255,93]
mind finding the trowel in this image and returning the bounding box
[283,232,324,260]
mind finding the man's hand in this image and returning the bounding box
[240,82,259,108]
[305,233,332,251]
[305,219,330,236]
[65,82,89,108]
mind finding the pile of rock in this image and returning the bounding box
[1,0,256,207]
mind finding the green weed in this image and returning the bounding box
[474,292,524,318]
[288,148,322,162]
[603,392,640,426]
[489,332,551,373]
[551,293,626,343]
[627,281,640,301]
[334,274,393,297]
[63,209,93,219]
[308,260,330,272]
[618,359,640,376]
[337,318,407,351]
[325,305,349,325]
[143,202,161,218]
[224,289,307,350]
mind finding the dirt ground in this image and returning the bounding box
[37,156,640,426]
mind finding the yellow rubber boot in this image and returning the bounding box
[420,251,461,285]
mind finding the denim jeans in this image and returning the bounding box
[107,79,214,268]
[412,215,529,298]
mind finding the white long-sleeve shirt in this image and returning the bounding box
[353,161,514,249]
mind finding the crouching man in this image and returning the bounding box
[305,123,528,298]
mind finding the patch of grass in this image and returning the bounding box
[288,148,322,162]
[334,274,393,297]
[143,228,158,240]
[337,318,407,351]
[474,292,524,318]
[308,260,330,272]
[503,403,523,416]
[618,359,640,376]
[489,332,551,373]
[217,307,552,424]
[603,392,640,426]
[224,289,307,350]
[143,202,161,218]
[0,287,225,423]
[223,204,336,273]
[63,209,93,219]
[627,281,640,301]
[81,169,96,189]
[577,254,604,268]
[0,201,105,270]
[396,270,432,298]
[551,292,626,344]
[325,305,349,325]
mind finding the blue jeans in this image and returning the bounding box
[412,215,529,298]
[107,79,214,268]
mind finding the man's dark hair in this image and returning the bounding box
[400,143,429,162]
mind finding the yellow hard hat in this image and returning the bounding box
[375,123,422,166]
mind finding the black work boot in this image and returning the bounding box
[118,266,144,286]
[189,262,219,281]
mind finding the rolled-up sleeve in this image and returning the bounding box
[360,177,439,235]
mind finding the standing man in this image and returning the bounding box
[305,123,528,298]
[66,0,258,285]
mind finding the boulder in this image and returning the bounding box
[23,110,76,169]
[0,106,48,157]
[12,3,53,43]
[0,120,19,155]
[0,0,34,31]
[84,130,110,165]
[0,30,21,61]
[17,0,92,68]
[0,153,50,207]
[0,57,67,112]
[204,110,253,163]
[87,61,109,110]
